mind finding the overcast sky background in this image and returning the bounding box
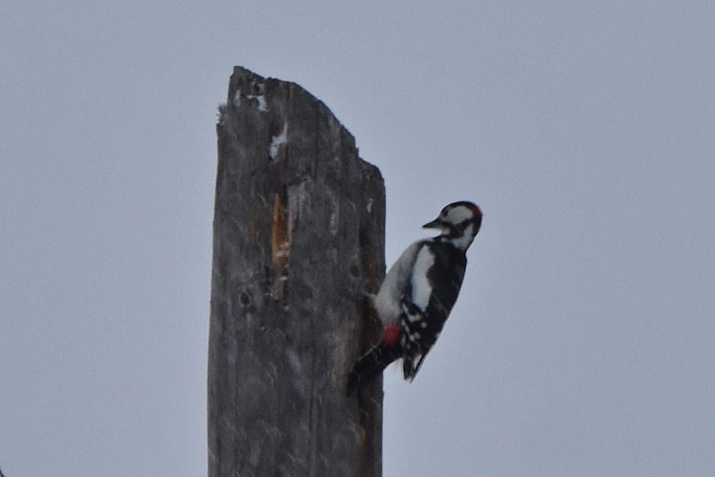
[2,1,714,476]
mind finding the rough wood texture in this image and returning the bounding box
[209,66,385,477]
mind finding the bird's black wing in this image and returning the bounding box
[401,241,467,379]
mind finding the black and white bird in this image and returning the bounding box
[347,201,483,394]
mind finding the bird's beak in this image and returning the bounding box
[422,218,445,230]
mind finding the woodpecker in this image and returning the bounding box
[347,201,482,394]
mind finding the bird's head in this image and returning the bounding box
[423,201,483,251]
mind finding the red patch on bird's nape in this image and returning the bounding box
[382,325,401,347]
[468,203,482,219]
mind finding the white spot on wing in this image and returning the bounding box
[411,246,435,310]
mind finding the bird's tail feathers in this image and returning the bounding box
[346,343,401,395]
[402,351,429,381]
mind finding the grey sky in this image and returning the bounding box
[2,1,714,476]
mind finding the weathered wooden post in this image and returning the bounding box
[208,66,385,477]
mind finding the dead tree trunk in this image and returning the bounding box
[208,66,385,477]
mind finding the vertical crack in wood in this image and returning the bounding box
[271,190,291,298]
